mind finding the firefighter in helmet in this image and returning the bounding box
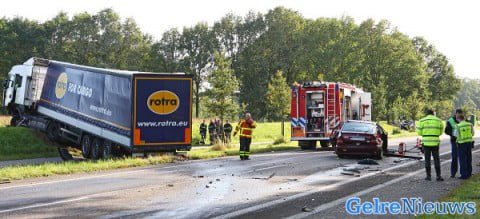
[234,112,256,160]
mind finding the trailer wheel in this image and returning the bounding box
[81,134,92,158]
[90,138,102,160]
[320,140,330,148]
[101,141,113,159]
[299,140,316,150]
[57,148,74,161]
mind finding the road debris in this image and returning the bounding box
[358,158,379,165]
[216,178,221,181]
[340,171,355,176]
[167,184,174,187]
[252,172,276,180]
[343,166,363,173]
[206,185,210,188]
[302,207,313,212]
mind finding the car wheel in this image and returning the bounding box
[90,137,102,160]
[374,149,383,160]
[81,134,92,159]
[57,148,74,161]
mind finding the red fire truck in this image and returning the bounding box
[290,81,372,149]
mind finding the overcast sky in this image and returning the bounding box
[2,0,479,79]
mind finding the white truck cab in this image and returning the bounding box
[3,58,48,125]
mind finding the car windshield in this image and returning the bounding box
[342,122,375,134]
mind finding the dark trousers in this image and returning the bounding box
[240,137,252,159]
[224,132,231,143]
[450,140,458,177]
[200,132,206,144]
[424,145,441,177]
[458,142,473,178]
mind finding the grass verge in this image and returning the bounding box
[379,121,418,138]
[0,127,58,161]
[417,174,480,219]
[0,156,174,181]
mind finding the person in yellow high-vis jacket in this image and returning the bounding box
[234,113,256,160]
[454,114,475,179]
[417,109,444,181]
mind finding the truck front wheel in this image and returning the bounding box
[81,135,92,159]
[46,121,61,142]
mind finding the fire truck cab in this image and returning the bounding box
[290,81,372,149]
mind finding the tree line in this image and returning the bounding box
[0,7,468,121]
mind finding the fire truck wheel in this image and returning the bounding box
[299,140,316,150]
[320,140,330,148]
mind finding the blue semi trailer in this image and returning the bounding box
[2,58,192,160]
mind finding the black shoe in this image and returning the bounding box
[436,177,444,181]
[244,157,251,160]
[450,175,455,178]
[240,157,244,160]
[425,176,431,181]
[458,176,468,180]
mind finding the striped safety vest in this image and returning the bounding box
[417,115,444,147]
[235,119,256,138]
[456,121,474,144]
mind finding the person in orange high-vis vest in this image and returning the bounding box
[234,113,256,160]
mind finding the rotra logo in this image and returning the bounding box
[147,90,180,115]
[55,73,68,99]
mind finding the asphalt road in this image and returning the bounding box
[0,135,477,219]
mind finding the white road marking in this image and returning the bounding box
[289,147,480,219]
[213,143,480,219]
[245,164,288,173]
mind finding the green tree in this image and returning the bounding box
[265,70,290,121]
[405,91,425,121]
[205,52,239,121]
[181,22,218,118]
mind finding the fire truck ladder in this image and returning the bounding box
[326,84,337,130]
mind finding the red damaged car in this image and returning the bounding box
[333,120,388,159]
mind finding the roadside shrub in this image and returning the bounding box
[392,127,401,135]
[211,142,228,151]
[273,136,288,145]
